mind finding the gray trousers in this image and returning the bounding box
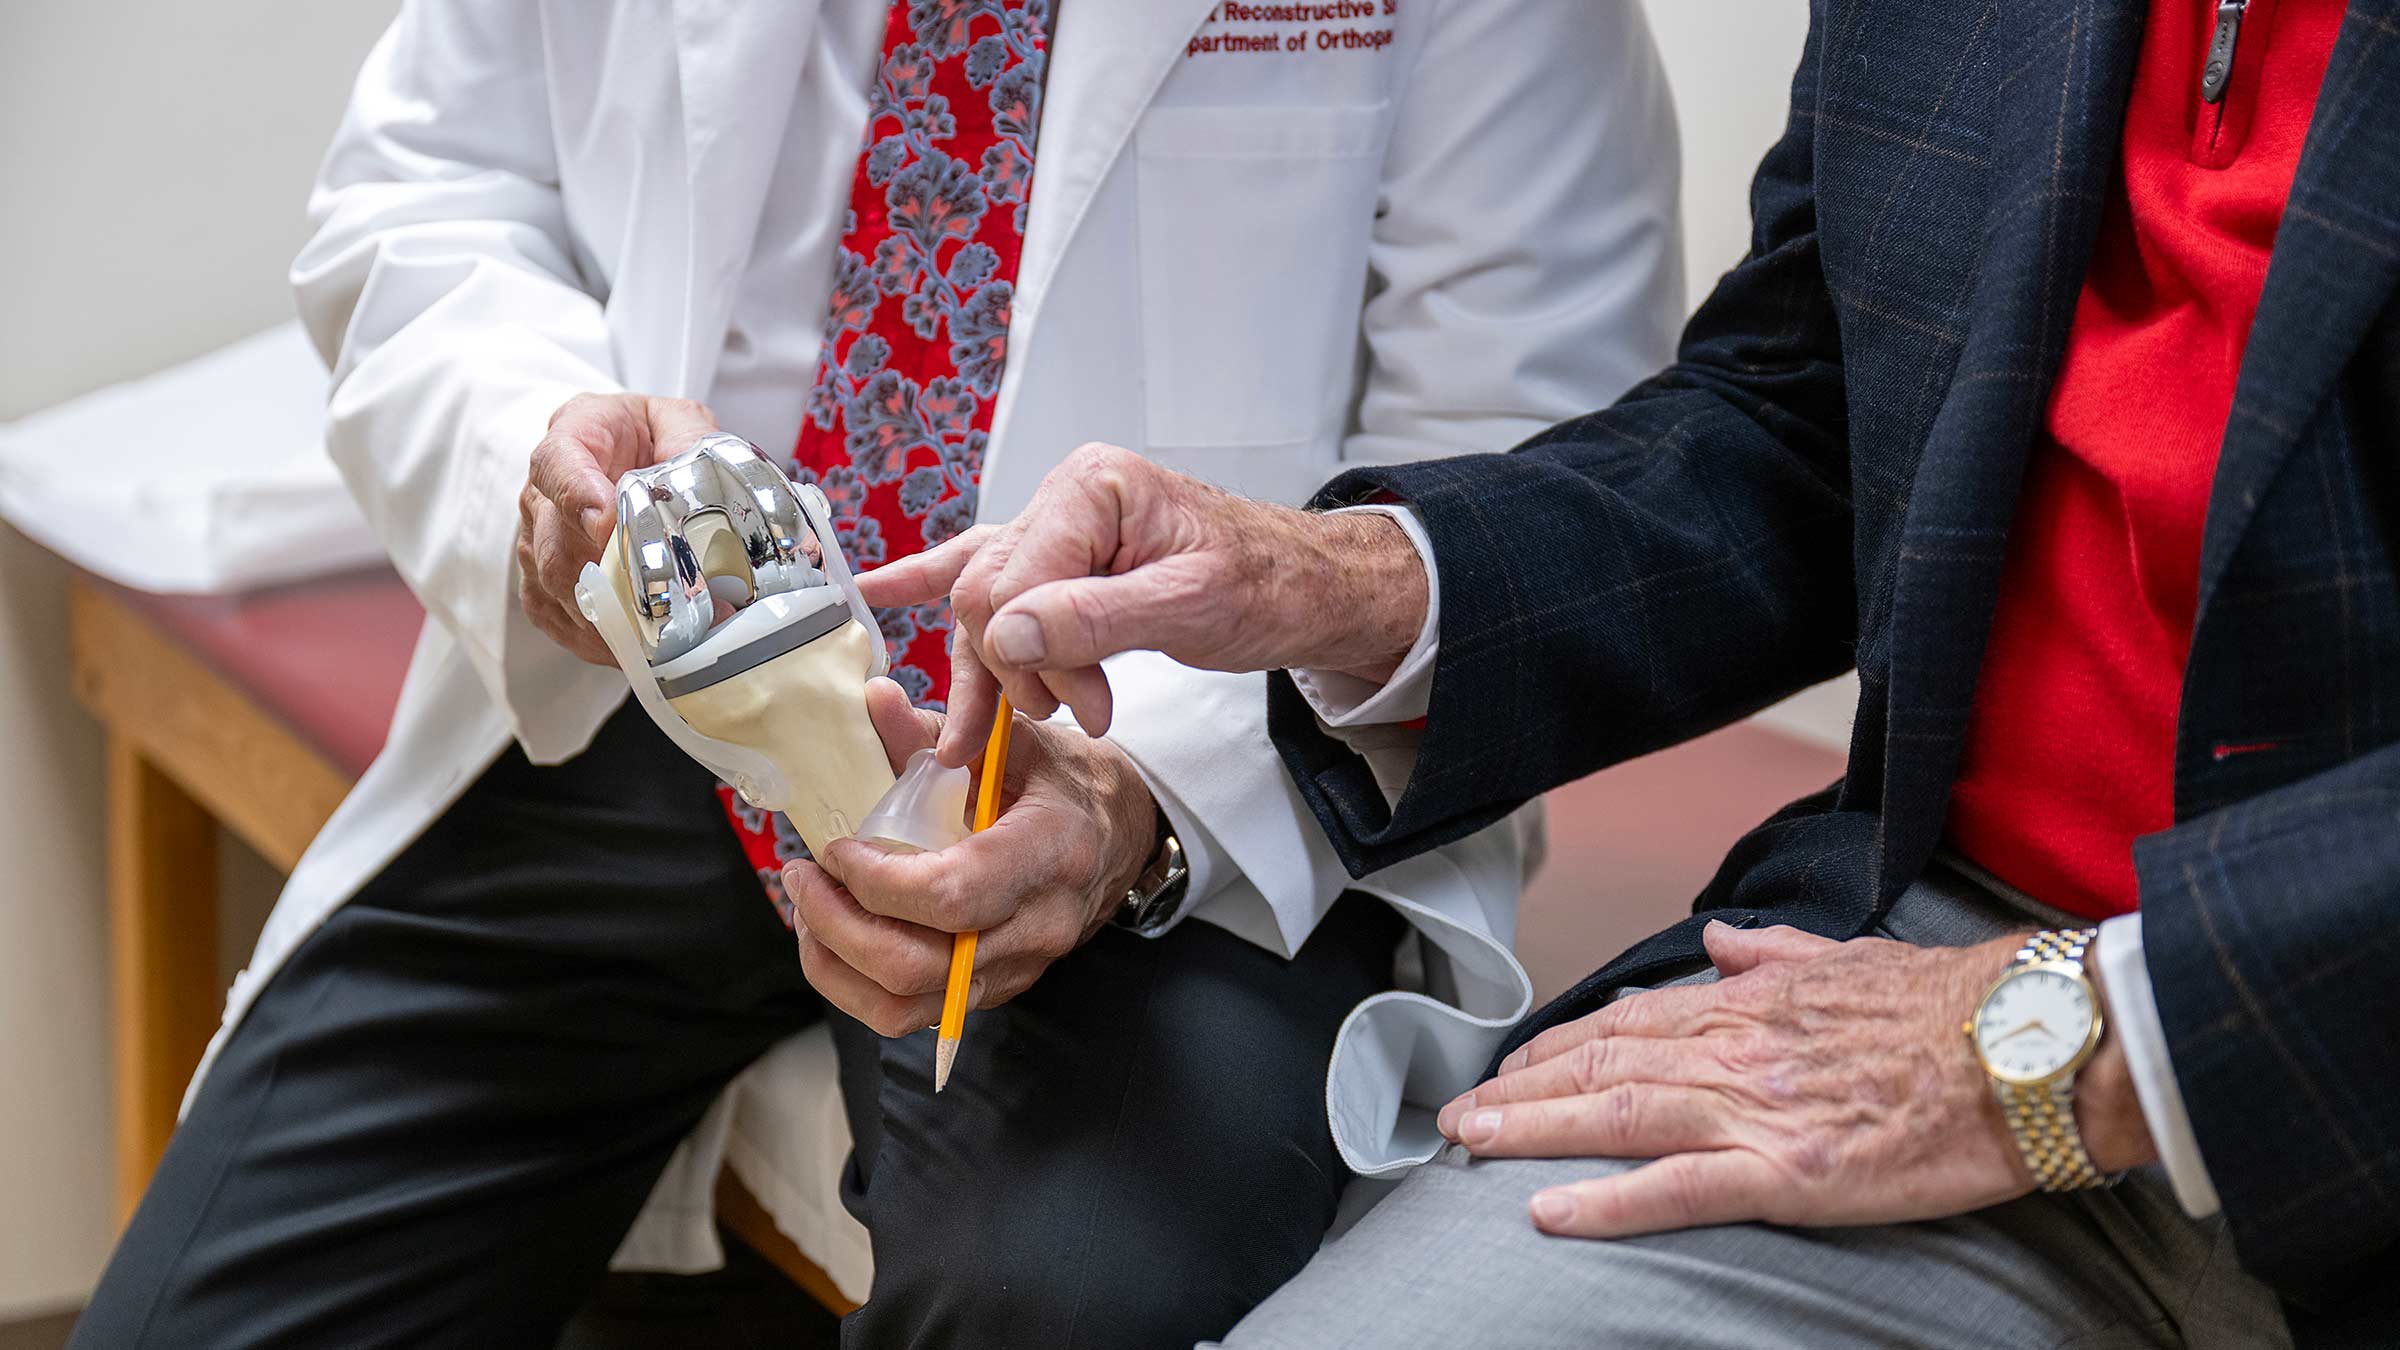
[1213,863,2292,1350]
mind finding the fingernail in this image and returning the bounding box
[1499,1047,1529,1074]
[988,613,1046,665]
[1436,1092,1475,1139]
[1531,1190,1575,1228]
[780,872,809,935]
[1461,1109,1503,1147]
[581,505,610,542]
[967,978,986,1008]
[1704,918,1731,934]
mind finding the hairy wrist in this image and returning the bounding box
[1286,507,1428,683]
[1086,734,1161,912]
[2076,951,2161,1173]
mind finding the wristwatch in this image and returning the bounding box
[1112,807,1189,937]
[1965,927,2110,1191]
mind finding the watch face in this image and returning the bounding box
[1974,966,2097,1083]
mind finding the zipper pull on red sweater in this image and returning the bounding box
[2203,0,2249,103]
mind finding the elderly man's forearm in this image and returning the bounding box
[1296,507,1429,684]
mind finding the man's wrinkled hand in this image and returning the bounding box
[778,678,1161,1037]
[857,443,1429,767]
[515,392,720,663]
[1433,922,2154,1240]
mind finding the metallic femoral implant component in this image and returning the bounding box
[576,432,924,849]
[616,433,830,665]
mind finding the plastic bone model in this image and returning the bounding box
[574,433,904,859]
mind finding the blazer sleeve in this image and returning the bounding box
[291,1,628,760]
[2133,744,2400,1309]
[1271,15,1857,878]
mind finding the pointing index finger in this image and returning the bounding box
[857,526,996,610]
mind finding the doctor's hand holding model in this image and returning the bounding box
[895,3,2400,1344]
[71,2,1681,1347]
[515,394,1165,1034]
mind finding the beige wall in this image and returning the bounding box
[1645,1,1814,313]
[0,3,398,420]
[0,0,398,1315]
[0,526,110,1320]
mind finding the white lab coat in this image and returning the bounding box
[225,0,1682,1281]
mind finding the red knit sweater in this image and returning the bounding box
[1947,0,2343,917]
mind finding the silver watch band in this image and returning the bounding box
[1114,822,1188,937]
[2014,926,2095,969]
[1996,926,2108,1192]
[1994,1078,2107,1191]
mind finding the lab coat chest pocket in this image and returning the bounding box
[1135,104,1387,452]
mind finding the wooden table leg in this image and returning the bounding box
[107,734,221,1226]
[714,1170,861,1316]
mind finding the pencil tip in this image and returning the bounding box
[934,1037,958,1094]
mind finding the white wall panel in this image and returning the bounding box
[0,0,398,1311]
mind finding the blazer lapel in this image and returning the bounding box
[1876,0,2149,900]
[981,0,1220,490]
[670,0,822,398]
[2195,0,2400,616]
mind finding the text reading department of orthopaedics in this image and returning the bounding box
[1189,0,1398,57]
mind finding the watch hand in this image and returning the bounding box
[1989,1020,2052,1045]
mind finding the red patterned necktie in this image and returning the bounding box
[721,0,1049,910]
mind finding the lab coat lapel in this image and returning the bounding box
[981,0,1221,499]
[670,0,823,399]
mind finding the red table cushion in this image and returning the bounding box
[100,569,423,780]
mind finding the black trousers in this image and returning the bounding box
[71,707,1400,1350]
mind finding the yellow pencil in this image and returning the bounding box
[935,694,1012,1093]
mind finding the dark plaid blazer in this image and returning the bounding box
[1270,0,2400,1335]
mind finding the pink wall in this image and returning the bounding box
[1517,722,1848,1003]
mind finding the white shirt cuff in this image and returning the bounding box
[2095,912,2222,1217]
[1287,505,1441,728]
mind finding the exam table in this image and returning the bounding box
[66,564,864,1314]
